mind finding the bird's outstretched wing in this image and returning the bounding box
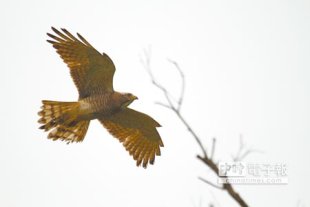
[47,27,115,98]
[99,108,164,168]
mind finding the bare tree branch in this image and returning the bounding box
[141,49,249,207]
[175,109,208,158]
[197,155,248,207]
[141,49,207,158]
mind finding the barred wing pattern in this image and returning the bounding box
[47,27,115,98]
[99,108,164,168]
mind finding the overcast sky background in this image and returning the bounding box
[1,0,309,206]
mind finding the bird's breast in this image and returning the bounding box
[78,93,119,120]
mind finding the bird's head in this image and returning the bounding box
[120,93,138,108]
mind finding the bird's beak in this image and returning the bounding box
[133,95,138,100]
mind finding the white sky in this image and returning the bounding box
[1,0,310,206]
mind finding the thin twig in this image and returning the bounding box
[142,49,176,110]
[174,110,208,158]
[210,137,216,160]
[232,134,263,161]
[198,177,224,190]
[167,59,185,112]
[155,102,171,109]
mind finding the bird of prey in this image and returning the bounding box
[38,27,164,168]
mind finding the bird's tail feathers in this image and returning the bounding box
[38,100,90,143]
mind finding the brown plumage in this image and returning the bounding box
[38,27,164,168]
